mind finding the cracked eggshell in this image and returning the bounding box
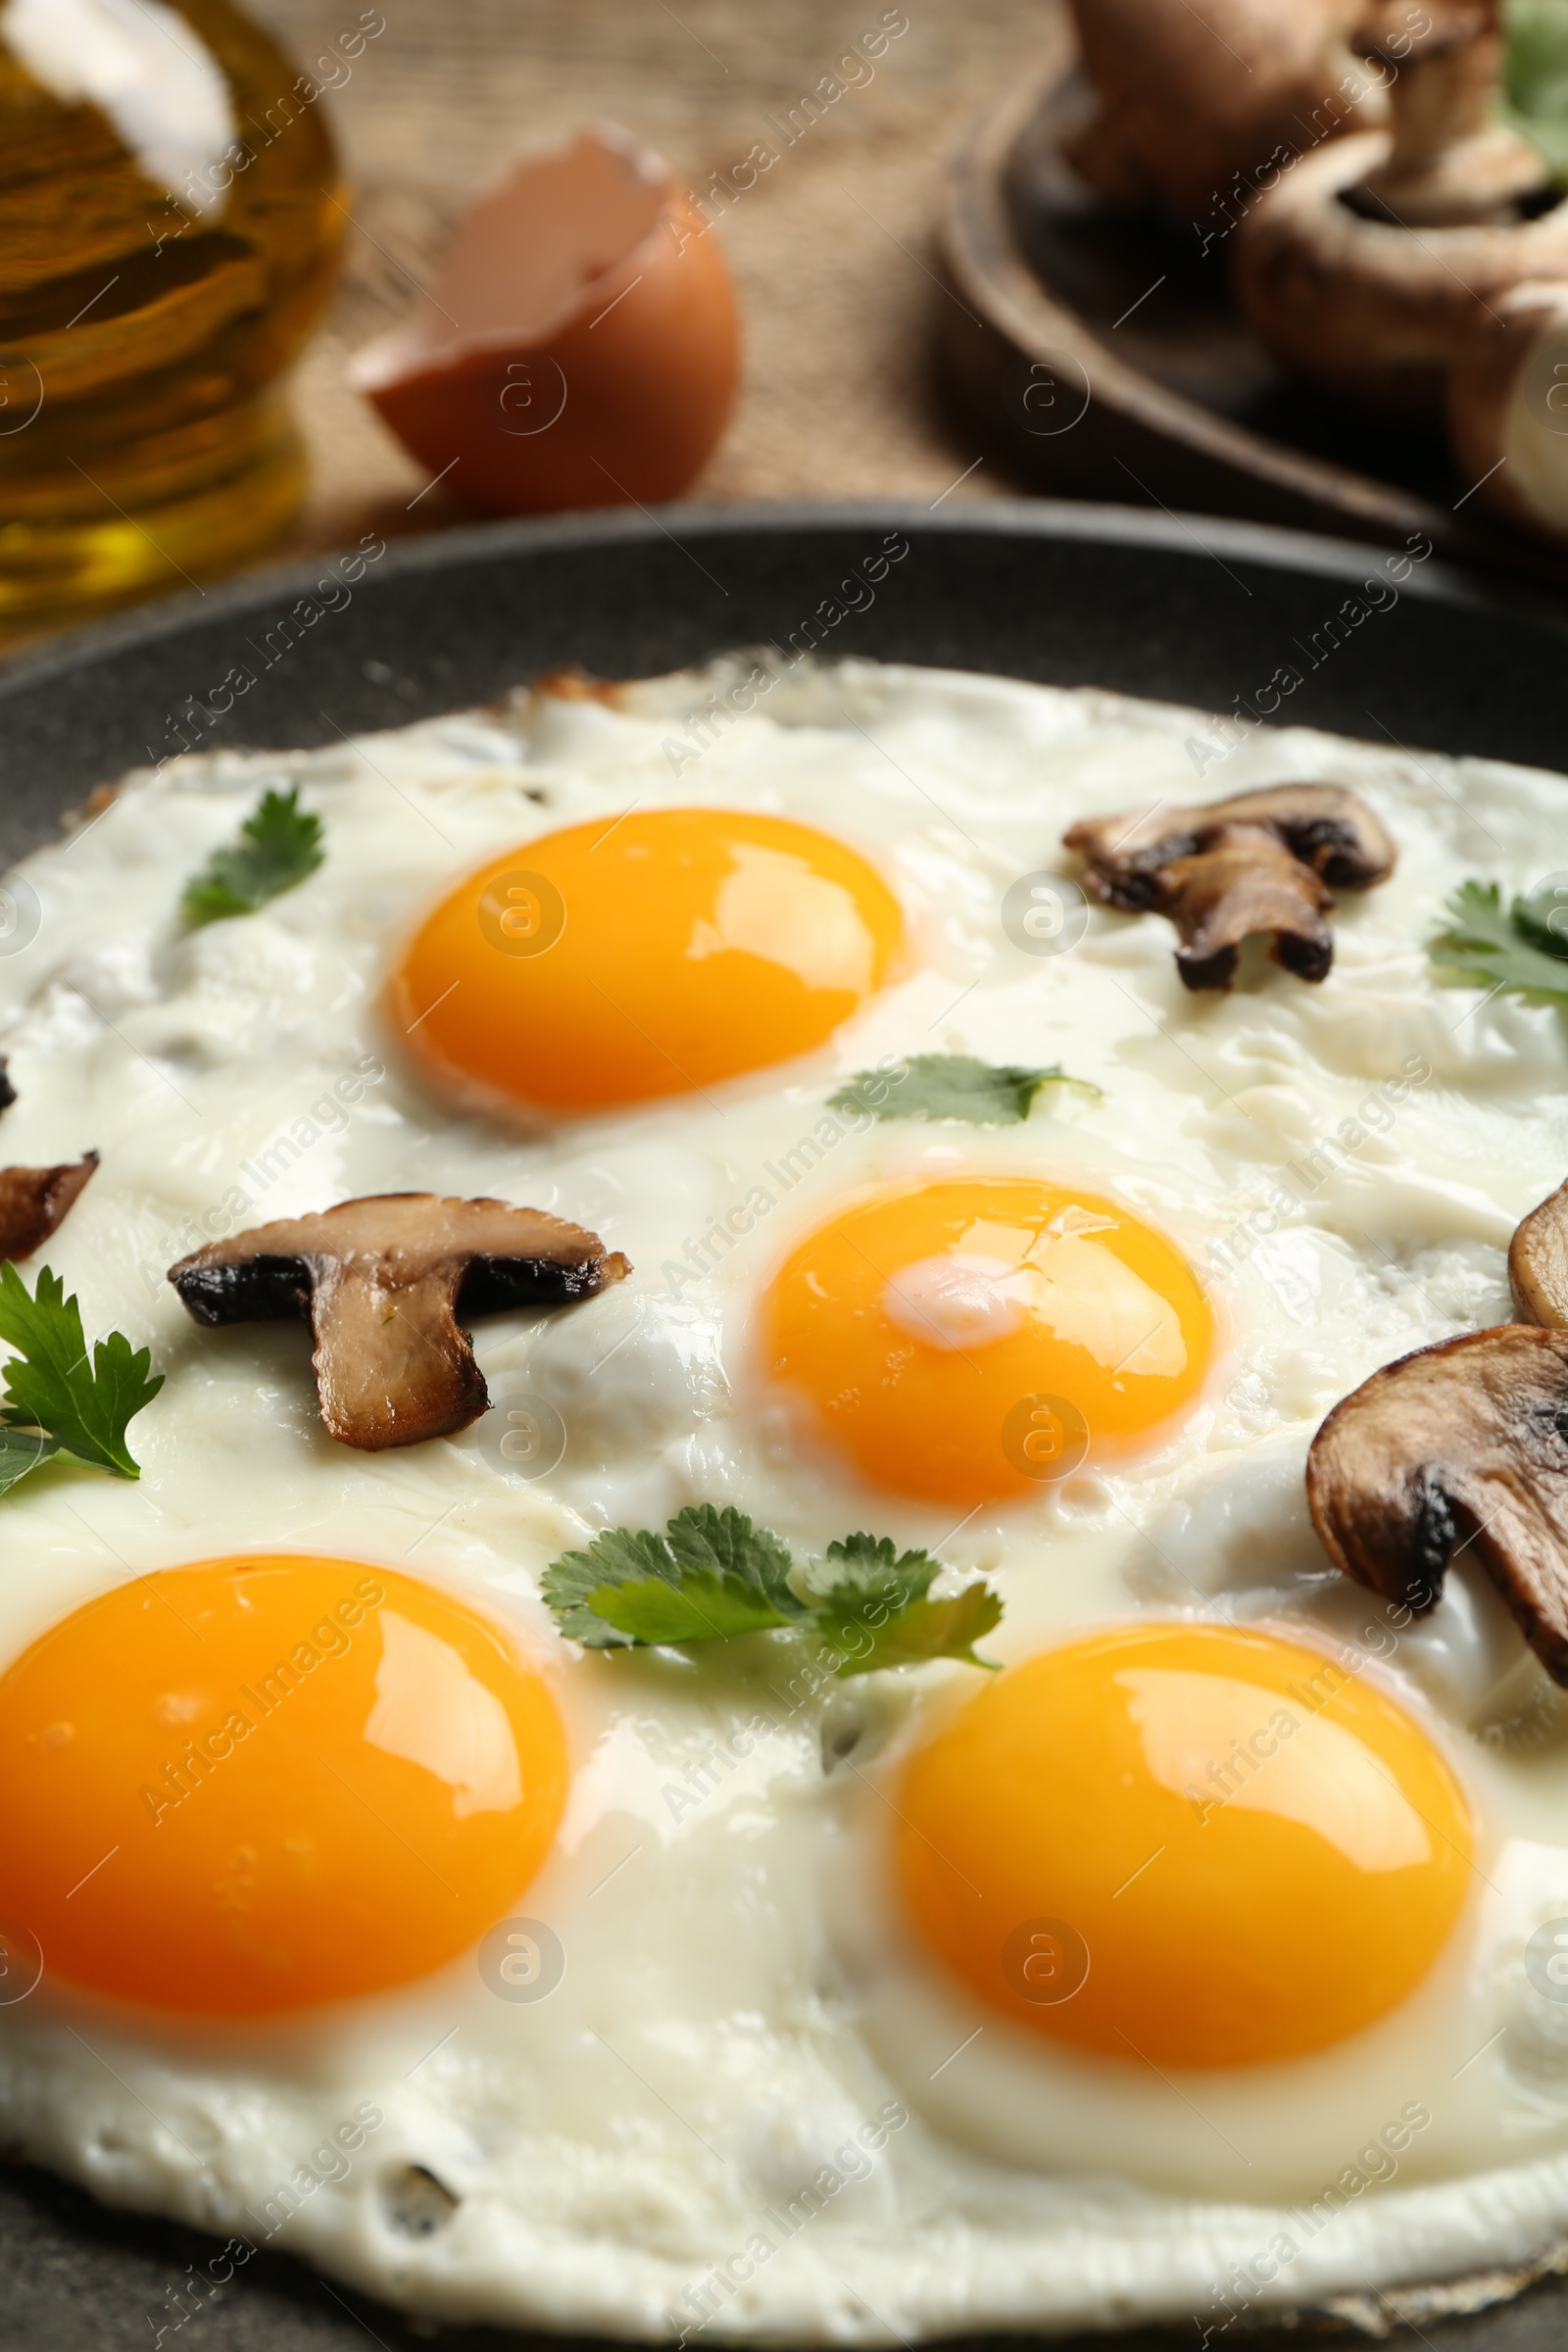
[348,123,740,515]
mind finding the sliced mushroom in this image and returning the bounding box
[1233,0,1568,416]
[1306,1326,1568,1683]
[169,1194,629,1451]
[1510,1178,1568,1331]
[1062,782,1396,990]
[0,1153,97,1261]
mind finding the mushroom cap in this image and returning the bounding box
[1510,1177,1568,1330]
[1446,278,1568,539]
[1063,0,1366,216]
[170,1193,628,1451]
[1232,131,1568,416]
[1306,1324,1568,1685]
[0,1154,97,1264]
[1064,781,1396,899]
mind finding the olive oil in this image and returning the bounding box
[0,0,352,630]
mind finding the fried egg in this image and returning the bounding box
[0,656,1565,2340]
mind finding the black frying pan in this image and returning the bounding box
[0,501,1563,2352]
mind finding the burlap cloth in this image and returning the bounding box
[252,0,1057,572]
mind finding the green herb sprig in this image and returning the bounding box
[1431,880,1568,1004]
[182,787,324,926]
[1502,0,1568,182]
[542,1504,1002,1677]
[0,1264,162,1492]
[830,1053,1100,1129]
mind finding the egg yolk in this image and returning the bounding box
[762,1177,1213,1504]
[898,1623,1473,2070]
[0,1556,567,2016]
[389,808,904,1115]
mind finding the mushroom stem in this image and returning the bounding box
[1158,824,1335,990]
[1353,0,1549,225]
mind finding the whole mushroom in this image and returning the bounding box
[1062,0,1374,217]
[1233,0,1568,416]
[1446,277,1568,536]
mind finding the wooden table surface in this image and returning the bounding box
[249,0,1064,571]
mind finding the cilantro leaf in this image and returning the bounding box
[1431,880,1568,1003]
[541,1506,810,1650]
[804,1534,1001,1674]
[828,1583,1004,1677]
[664,1503,809,1620]
[830,1054,1100,1127]
[803,1531,939,1610]
[542,1510,1003,1678]
[539,1526,676,1648]
[0,1263,163,1480]
[581,1572,793,1648]
[182,787,324,925]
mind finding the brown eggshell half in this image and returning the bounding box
[1446,276,1568,540]
[349,123,740,514]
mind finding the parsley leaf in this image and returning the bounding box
[543,1509,1002,1676]
[1431,880,1568,1003]
[0,1264,163,1482]
[182,787,324,926]
[830,1054,1099,1127]
[0,1426,61,1496]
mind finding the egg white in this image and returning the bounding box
[0,660,1564,2337]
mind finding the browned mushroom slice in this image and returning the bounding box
[1305,1325,1568,1684]
[1510,1180,1568,1331]
[169,1194,629,1452]
[0,1153,97,1261]
[1063,783,1396,992]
